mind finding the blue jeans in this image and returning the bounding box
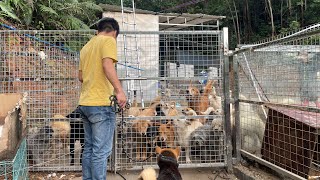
[78,106,116,180]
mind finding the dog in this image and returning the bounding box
[185,81,201,112]
[208,87,222,114]
[51,115,71,149]
[131,119,152,160]
[28,125,54,165]
[138,146,182,180]
[189,118,224,162]
[126,94,142,117]
[130,96,165,160]
[155,103,166,117]
[182,107,214,124]
[65,109,84,165]
[162,101,179,116]
[173,118,203,163]
[197,80,215,114]
[186,80,215,115]
[138,168,157,180]
[138,102,159,117]
[158,121,175,147]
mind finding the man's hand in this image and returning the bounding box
[102,58,127,108]
[115,90,127,109]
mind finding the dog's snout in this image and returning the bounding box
[142,132,147,136]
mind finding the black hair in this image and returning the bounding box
[97,17,120,37]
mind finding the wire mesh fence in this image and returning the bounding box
[0,29,228,172]
[0,139,28,180]
[115,31,227,170]
[233,24,320,179]
[0,29,94,171]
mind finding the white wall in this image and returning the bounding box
[103,12,159,105]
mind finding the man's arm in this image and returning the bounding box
[78,70,83,83]
[102,58,126,107]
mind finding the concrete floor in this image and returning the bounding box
[29,164,282,180]
[74,168,237,180]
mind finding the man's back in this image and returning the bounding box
[79,35,117,106]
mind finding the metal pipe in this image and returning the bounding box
[241,150,305,180]
[242,53,268,119]
[223,27,233,173]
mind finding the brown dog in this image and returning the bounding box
[162,101,179,116]
[127,96,142,117]
[132,119,152,160]
[158,121,175,147]
[186,80,215,115]
[138,146,182,180]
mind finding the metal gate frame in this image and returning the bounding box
[113,28,232,172]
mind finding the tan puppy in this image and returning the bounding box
[186,80,215,115]
[51,114,71,148]
[182,107,212,124]
[197,80,214,114]
[158,121,175,147]
[209,85,222,114]
[186,81,201,112]
[162,101,179,116]
[132,119,152,160]
[127,97,142,117]
[138,168,157,180]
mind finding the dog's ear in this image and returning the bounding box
[173,146,181,158]
[147,120,153,127]
[155,146,162,154]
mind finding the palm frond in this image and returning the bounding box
[80,2,103,12]
[63,15,90,30]
[38,4,58,16]
[0,1,21,22]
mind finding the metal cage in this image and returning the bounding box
[114,30,228,170]
[232,24,320,179]
[0,28,229,172]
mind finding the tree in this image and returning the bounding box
[33,0,102,30]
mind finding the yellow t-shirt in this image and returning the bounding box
[78,35,117,106]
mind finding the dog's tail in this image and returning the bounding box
[138,167,157,180]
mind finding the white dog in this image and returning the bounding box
[173,118,203,163]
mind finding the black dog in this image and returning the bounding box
[28,125,54,165]
[66,108,84,165]
[156,146,182,180]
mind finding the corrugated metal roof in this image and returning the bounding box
[100,4,225,31]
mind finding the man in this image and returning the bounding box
[78,17,126,180]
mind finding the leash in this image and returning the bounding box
[109,95,157,163]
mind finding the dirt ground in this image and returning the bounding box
[29,164,281,180]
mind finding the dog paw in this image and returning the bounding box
[186,158,192,163]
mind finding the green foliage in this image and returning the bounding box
[0,0,21,22]
[32,0,102,30]
[280,21,301,35]
[0,0,102,30]
[2,0,320,48]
